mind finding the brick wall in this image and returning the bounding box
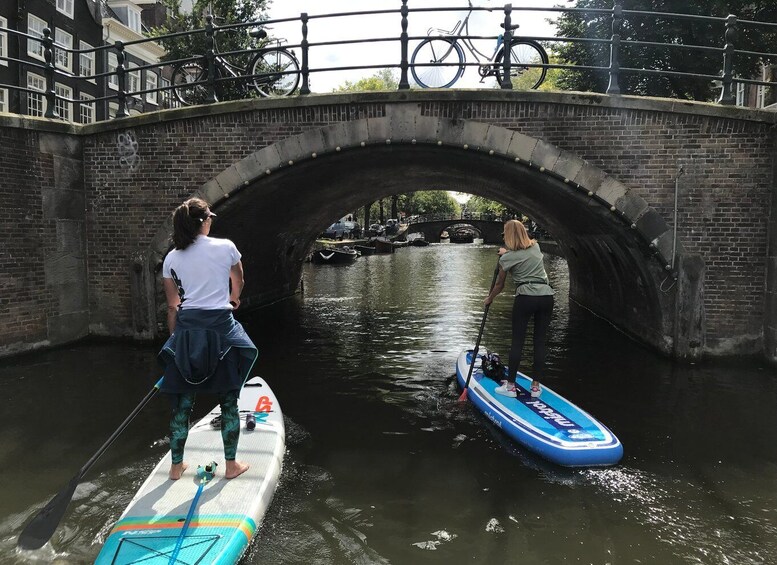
[0,128,50,353]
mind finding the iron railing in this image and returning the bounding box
[1,2,777,122]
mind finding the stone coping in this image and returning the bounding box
[1,89,775,135]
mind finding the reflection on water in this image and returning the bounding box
[1,244,776,564]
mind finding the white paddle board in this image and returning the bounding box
[95,376,284,564]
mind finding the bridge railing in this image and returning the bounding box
[2,3,777,121]
[407,213,507,224]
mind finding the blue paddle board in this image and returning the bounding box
[456,349,622,467]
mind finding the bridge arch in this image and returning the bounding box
[143,109,702,358]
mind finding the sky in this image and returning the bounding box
[265,0,562,93]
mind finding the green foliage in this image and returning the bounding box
[397,191,461,217]
[334,69,399,92]
[553,0,777,100]
[462,195,521,219]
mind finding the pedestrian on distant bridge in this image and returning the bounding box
[483,220,555,398]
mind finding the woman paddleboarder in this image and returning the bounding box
[483,219,555,398]
[159,197,257,480]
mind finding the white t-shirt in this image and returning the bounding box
[162,235,241,310]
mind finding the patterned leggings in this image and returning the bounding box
[170,390,240,465]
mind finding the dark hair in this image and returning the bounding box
[172,198,209,250]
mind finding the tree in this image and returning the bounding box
[463,195,518,218]
[553,1,777,101]
[398,191,460,217]
[333,69,399,92]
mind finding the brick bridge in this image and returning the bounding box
[2,90,775,363]
[406,218,504,244]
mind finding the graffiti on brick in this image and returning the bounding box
[117,131,140,170]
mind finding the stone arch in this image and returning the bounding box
[144,108,703,358]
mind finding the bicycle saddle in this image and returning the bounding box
[500,23,520,30]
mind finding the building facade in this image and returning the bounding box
[0,0,167,122]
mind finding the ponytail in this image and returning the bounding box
[171,198,209,250]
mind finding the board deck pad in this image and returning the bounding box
[95,376,284,565]
[457,349,622,467]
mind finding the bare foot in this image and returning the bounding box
[169,462,188,480]
[225,460,250,479]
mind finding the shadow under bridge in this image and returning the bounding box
[143,117,702,361]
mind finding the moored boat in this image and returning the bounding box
[311,247,358,264]
[372,237,394,254]
[354,244,375,256]
[407,233,430,247]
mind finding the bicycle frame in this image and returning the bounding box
[426,2,504,66]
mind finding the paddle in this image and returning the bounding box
[168,461,218,565]
[459,259,501,402]
[17,377,164,550]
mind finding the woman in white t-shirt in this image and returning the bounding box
[483,219,555,398]
[158,197,258,481]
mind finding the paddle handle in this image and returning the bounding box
[77,377,164,480]
[460,260,501,398]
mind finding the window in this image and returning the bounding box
[27,14,47,60]
[128,63,140,94]
[108,101,118,118]
[56,0,74,18]
[735,82,745,106]
[79,93,94,123]
[127,8,141,33]
[108,52,118,90]
[54,29,73,72]
[146,71,158,104]
[0,16,8,67]
[160,76,175,108]
[0,88,8,112]
[757,85,766,108]
[79,41,95,81]
[27,72,46,116]
[55,83,72,121]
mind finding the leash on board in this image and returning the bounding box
[168,461,218,565]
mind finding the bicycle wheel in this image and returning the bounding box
[250,48,300,97]
[411,37,465,88]
[172,61,211,106]
[494,40,548,90]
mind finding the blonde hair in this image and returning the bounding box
[503,220,535,251]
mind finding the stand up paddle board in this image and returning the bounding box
[456,349,622,467]
[95,376,284,565]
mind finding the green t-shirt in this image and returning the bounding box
[499,243,555,296]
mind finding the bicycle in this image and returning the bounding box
[410,0,548,90]
[172,25,300,106]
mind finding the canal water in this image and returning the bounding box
[1,244,776,564]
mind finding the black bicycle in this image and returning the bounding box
[411,0,548,90]
[172,27,300,105]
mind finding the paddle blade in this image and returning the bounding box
[458,387,468,402]
[17,477,79,550]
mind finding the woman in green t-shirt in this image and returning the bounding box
[484,220,555,398]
